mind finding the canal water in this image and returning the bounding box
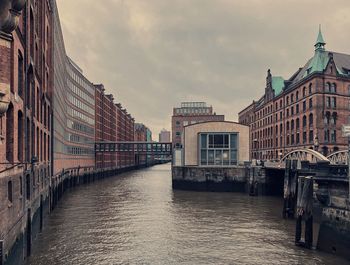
[26,164,348,265]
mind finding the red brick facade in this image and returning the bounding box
[171,102,225,148]
[95,84,117,168]
[239,34,350,160]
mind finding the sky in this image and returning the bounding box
[56,0,350,138]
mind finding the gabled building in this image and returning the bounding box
[239,28,350,160]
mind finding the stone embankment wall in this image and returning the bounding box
[172,165,284,195]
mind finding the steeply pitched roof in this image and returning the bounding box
[288,51,350,85]
[272,76,284,96]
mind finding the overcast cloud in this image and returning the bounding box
[56,0,350,137]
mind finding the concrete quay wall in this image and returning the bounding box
[171,166,283,195]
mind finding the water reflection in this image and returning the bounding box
[26,164,348,265]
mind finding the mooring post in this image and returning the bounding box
[283,160,291,218]
[0,240,3,265]
[295,176,313,249]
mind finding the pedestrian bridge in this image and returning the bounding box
[94,141,173,155]
[265,149,348,169]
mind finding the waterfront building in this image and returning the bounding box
[134,123,148,165]
[239,29,350,160]
[116,103,135,168]
[95,84,117,169]
[181,121,249,166]
[0,0,53,262]
[52,4,95,175]
[159,129,171,143]
[171,102,225,148]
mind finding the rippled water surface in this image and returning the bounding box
[26,164,348,265]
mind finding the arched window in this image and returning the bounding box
[296,91,299,100]
[286,121,290,131]
[303,87,306,97]
[8,181,13,203]
[18,51,24,97]
[325,82,331,92]
[291,119,294,130]
[6,103,14,163]
[309,113,313,126]
[18,111,23,162]
[303,115,307,128]
[331,83,337,93]
[296,118,300,130]
[309,83,312,94]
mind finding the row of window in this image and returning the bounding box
[68,80,95,105]
[67,106,95,126]
[66,119,95,136]
[174,108,211,115]
[253,128,337,150]
[67,66,95,96]
[68,92,95,116]
[255,82,347,121]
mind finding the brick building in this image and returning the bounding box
[95,84,117,169]
[0,0,53,261]
[171,102,225,148]
[239,29,350,160]
[134,123,148,165]
[116,104,135,167]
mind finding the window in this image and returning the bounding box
[303,87,306,97]
[303,101,306,111]
[325,82,331,92]
[296,104,299,114]
[175,132,181,137]
[324,130,329,142]
[331,83,337,93]
[296,118,300,130]
[303,131,307,143]
[331,130,336,143]
[309,113,313,127]
[309,83,312,94]
[331,97,336,108]
[296,91,299,100]
[309,98,313,109]
[296,133,300,144]
[291,106,294,115]
[8,181,13,203]
[199,133,238,166]
[291,120,294,130]
[303,115,307,128]
[309,130,314,143]
[291,94,294,103]
[18,52,24,97]
[326,97,331,108]
[176,121,181,126]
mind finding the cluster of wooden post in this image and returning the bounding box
[283,160,298,218]
[283,159,314,249]
[295,176,314,248]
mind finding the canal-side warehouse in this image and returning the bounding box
[173,121,253,191]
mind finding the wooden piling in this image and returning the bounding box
[295,176,313,249]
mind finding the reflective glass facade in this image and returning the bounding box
[199,133,238,166]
